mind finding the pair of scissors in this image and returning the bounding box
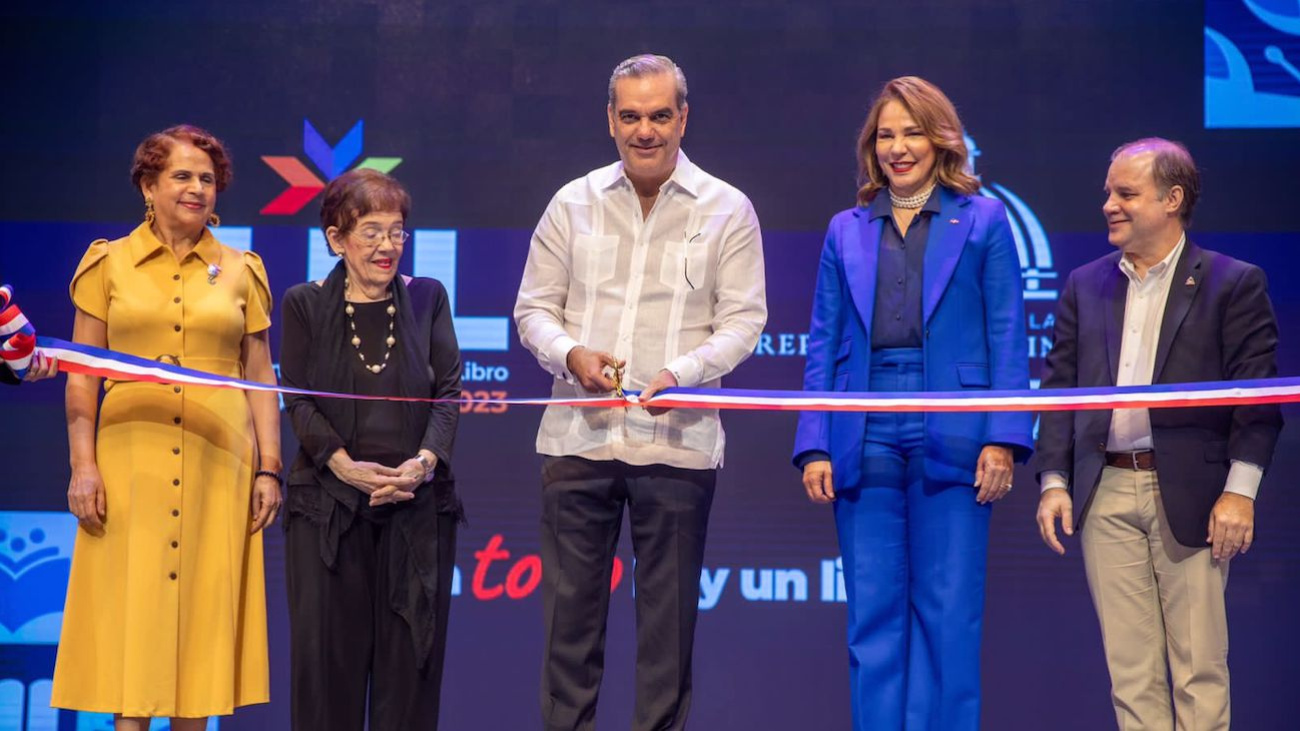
[611,362,626,400]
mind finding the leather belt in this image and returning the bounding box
[1104,450,1156,471]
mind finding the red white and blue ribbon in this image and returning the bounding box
[1,286,37,380]
[36,336,630,407]
[11,281,1300,411]
[31,335,1300,413]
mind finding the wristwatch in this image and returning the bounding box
[415,453,433,475]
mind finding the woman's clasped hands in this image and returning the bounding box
[327,449,434,507]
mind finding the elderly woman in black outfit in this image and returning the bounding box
[279,168,463,731]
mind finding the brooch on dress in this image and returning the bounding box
[207,263,221,285]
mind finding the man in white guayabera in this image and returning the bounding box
[514,53,767,731]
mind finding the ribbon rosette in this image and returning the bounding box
[0,284,37,380]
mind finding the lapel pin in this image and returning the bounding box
[948,218,960,224]
[1185,276,1195,287]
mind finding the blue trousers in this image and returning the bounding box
[833,348,990,731]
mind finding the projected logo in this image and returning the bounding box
[0,512,75,645]
[965,134,1058,305]
[261,119,403,214]
[0,512,220,731]
[1,511,72,730]
[967,133,1058,377]
[1205,0,1300,128]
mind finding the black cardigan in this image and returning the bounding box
[279,261,463,669]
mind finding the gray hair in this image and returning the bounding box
[1111,137,1200,226]
[607,54,688,110]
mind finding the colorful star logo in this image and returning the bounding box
[261,119,402,215]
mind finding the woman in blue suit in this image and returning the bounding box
[793,77,1032,731]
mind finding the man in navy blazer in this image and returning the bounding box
[1035,138,1282,730]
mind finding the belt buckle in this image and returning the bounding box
[1130,452,1141,470]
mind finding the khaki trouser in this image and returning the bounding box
[1082,466,1231,730]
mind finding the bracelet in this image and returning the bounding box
[254,469,284,486]
[415,453,433,475]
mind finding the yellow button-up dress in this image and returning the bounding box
[51,223,272,718]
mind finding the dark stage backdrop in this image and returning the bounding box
[3,2,1300,729]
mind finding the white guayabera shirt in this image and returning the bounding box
[515,151,767,470]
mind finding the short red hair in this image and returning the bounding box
[130,124,233,192]
[319,168,411,241]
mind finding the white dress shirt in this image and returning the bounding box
[514,151,767,470]
[1043,235,1262,498]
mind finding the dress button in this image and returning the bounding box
[169,572,177,580]
[895,314,901,320]
[172,447,180,455]
[173,479,180,486]
[171,541,179,548]
[172,509,180,517]
[174,297,181,304]
[173,416,181,425]
[174,386,182,394]
[172,274,180,281]
[174,325,182,332]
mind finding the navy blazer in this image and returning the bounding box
[1034,242,1283,547]
[792,187,1034,489]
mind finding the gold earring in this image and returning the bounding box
[144,198,155,224]
[208,212,221,227]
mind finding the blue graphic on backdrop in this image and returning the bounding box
[0,512,219,730]
[964,133,1057,304]
[0,512,74,645]
[967,133,1058,379]
[1206,0,1300,127]
[72,716,218,730]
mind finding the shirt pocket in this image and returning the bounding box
[572,234,620,285]
[659,239,710,291]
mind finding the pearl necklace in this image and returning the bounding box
[889,181,937,210]
[344,278,396,374]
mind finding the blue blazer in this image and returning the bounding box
[792,187,1034,489]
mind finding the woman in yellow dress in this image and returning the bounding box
[51,125,282,730]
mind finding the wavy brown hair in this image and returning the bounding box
[131,124,232,192]
[856,76,979,206]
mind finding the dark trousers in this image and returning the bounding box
[539,456,717,731]
[285,509,457,731]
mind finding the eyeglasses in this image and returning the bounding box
[350,228,411,247]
